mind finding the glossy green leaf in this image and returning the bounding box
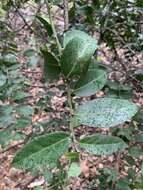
[79,134,127,155]
[41,50,60,82]
[74,69,107,96]
[12,132,70,173]
[36,15,53,37]
[61,30,98,77]
[63,29,97,48]
[75,98,138,128]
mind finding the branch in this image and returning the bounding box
[13,2,34,33]
[45,0,62,55]
[63,0,69,31]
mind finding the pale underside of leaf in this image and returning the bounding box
[75,98,138,128]
[79,134,127,155]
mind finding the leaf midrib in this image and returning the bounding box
[14,137,69,165]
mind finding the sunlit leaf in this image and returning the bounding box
[79,134,127,155]
[75,98,138,128]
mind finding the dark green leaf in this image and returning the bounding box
[134,69,143,81]
[0,129,25,148]
[14,118,31,129]
[36,15,53,37]
[129,145,143,158]
[12,132,70,173]
[0,71,7,87]
[135,134,143,143]
[0,105,14,128]
[23,49,36,57]
[41,50,60,82]
[116,178,131,190]
[12,91,30,101]
[106,81,133,91]
[74,69,107,96]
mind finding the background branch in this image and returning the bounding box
[63,0,69,31]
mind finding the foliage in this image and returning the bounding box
[0,0,142,189]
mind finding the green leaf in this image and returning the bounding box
[61,30,98,77]
[12,91,30,101]
[134,69,143,81]
[49,0,62,5]
[27,55,39,68]
[0,105,14,128]
[117,127,133,141]
[41,50,60,82]
[1,53,17,65]
[23,49,36,57]
[129,146,143,158]
[66,152,79,162]
[74,69,107,96]
[63,29,97,48]
[79,134,127,155]
[12,132,70,173]
[75,98,138,128]
[36,15,53,37]
[141,162,143,175]
[116,178,131,190]
[16,105,34,117]
[68,162,81,177]
[0,71,7,87]
[103,168,118,182]
[14,118,31,129]
[135,134,143,143]
[106,81,133,91]
[0,129,25,148]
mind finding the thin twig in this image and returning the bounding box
[45,0,62,55]
[12,2,34,33]
[63,0,69,31]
